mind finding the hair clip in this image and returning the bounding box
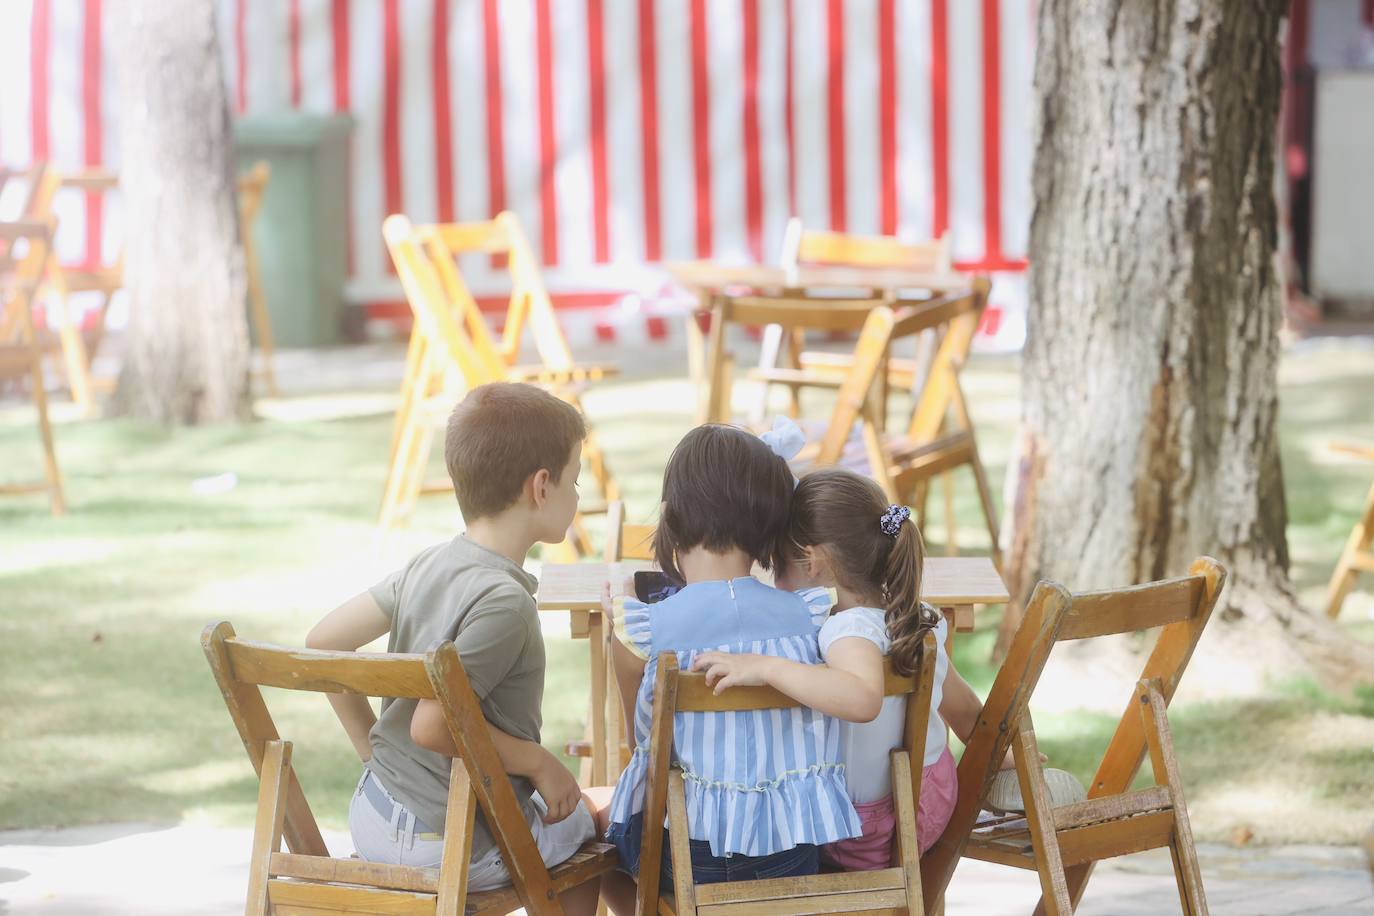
[759,415,805,462]
[879,505,911,538]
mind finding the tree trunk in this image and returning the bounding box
[110,0,250,423]
[1003,0,1373,695]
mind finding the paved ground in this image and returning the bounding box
[1,823,1369,915]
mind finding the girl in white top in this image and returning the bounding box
[693,468,990,869]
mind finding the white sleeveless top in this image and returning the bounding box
[817,606,949,804]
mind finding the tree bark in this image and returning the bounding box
[1003,0,1373,693]
[110,0,250,423]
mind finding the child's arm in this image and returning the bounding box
[603,581,648,731]
[938,666,1037,770]
[306,591,392,762]
[692,638,886,723]
[410,706,583,823]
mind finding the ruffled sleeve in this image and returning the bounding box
[818,607,890,657]
[794,587,835,630]
[612,596,654,661]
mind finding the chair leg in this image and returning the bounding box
[436,759,477,916]
[1140,680,1208,915]
[30,354,66,515]
[751,323,785,424]
[246,740,292,916]
[1012,716,1072,916]
[1323,479,1374,619]
[967,449,1002,568]
[942,471,957,556]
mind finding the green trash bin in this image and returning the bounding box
[233,114,352,347]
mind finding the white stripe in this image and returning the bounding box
[349,0,385,281]
[946,0,985,262]
[896,0,933,242]
[498,0,542,261]
[450,0,489,242]
[789,2,829,231]
[299,0,336,114]
[246,0,290,113]
[706,0,745,261]
[755,0,790,260]
[0,3,34,170]
[399,0,437,224]
[654,0,694,260]
[602,0,644,263]
[842,0,880,236]
[48,0,86,264]
[551,0,592,269]
[999,0,1031,260]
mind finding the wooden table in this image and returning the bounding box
[666,261,973,424]
[537,556,1009,786]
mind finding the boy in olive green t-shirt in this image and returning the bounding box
[307,382,599,913]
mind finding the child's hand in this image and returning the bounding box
[531,750,584,824]
[692,652,775,694]
[998,748,1048,770]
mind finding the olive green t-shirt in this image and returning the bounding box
[364,535,543,857]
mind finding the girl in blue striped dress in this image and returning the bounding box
[594,424,862,913]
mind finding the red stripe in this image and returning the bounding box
[981,0,1002,261]
[878,0,898,236]
[535,0,559,265]
[433,0,455,223]
[382,0,402,273]
[1365,0,1374,26]
[689,0,712,257]
[30,0,50,161]
[82,0,102,268]
[638,0,661,261]
[483,0,507,219]
[587,0,610,263]
[930,0,950,238]
[289,0,302,108]
[826,0,846,232]
[331,0,353,276]
[332,0,349,110]
[784,1,796,217]
[235,0,247,113]
[741,0,763,262]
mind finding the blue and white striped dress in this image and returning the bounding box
[605,577,863,858]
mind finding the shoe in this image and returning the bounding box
[986,767,1086,814]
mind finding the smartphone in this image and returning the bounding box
[633,570,682,604]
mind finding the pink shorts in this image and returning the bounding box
[821,746,959,872]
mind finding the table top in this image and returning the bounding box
[537,556,1009,612]
[666,261,972,297]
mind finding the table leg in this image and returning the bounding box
[588,612,608,787]
[604,627,627,777]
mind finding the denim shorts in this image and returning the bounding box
[606,812,819,888]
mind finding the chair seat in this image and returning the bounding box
[508,363,619,385]
[469,841,618,916]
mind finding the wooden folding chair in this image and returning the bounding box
[775,284,1000,561]
[1323,442,1374,619]
[202,621,616,915]
[237,161,279,397]
[921,557,1227,915]
[565,501,656,783]
[379,215,607,561]
[1,217,66,515]
[633,634,939,916]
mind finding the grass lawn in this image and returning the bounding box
[1,339,1372,844]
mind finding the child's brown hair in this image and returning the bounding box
[653,424,794,583]
[445,382,585,519]
[785,468,938,675]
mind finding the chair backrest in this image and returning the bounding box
[424,212,578,372]
[383,214,507,392]
[0,218,55,353]
[237,161,271,224]
[900,276,989,445]
[636,635,938,916]
[780,217,952,274]
[919,557,1227,910]
[604,501,656,562]
[203,620,571,915]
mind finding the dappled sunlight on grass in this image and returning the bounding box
[1,341,1371,841]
